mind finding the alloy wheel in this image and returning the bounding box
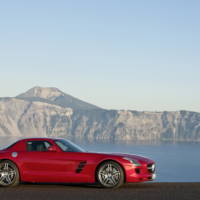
[0,161,19,187]
[97,161,124,188]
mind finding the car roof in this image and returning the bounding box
[1,137,64,151]
[16,137,60,143]
[2,137,69,151]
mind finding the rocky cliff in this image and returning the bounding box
[0,87,200,142]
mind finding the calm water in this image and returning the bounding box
[0,137,200,182]
[80,142,200,182]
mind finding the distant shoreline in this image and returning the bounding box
[1,136,200,144]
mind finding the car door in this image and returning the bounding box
[20,140,72,183]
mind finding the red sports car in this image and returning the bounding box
[0,138,156,188]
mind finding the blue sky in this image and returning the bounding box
[0,0,200,111]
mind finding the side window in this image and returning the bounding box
[27,141,51,152]
[55,140,74,152]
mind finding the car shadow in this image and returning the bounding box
[15,182,156,190]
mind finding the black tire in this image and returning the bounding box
[0,160,20,187]
[96,161,124,188]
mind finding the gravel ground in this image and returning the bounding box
[0,183,200,200]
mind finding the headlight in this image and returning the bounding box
[152,164,155,171]
[123,157,141,166]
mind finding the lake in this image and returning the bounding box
[0,137,199,182]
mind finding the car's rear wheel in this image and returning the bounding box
[0,160,20,187]
[97,161,124,188]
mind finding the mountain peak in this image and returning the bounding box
[17,86,64,100]
[17,86,101,110]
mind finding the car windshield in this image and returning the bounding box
[1,141,18,150]
[55,139,85,152]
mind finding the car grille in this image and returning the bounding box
[147,164,155,173]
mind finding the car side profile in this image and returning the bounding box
[0,138,156,188]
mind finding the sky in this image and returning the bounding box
[0,0,200,112]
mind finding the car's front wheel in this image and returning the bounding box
[97,161,124,188]
[0,160,20,187]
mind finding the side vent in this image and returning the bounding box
[76,161,87,173]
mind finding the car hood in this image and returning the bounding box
[114,153,153,164]
[95,152,154,164]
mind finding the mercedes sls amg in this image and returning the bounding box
[0,138,156,188]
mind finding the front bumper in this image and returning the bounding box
[125,163,156,183]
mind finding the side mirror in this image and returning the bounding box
[48,146,57,152]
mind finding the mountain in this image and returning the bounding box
[0,86,200,142]
[17,87,101,110]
